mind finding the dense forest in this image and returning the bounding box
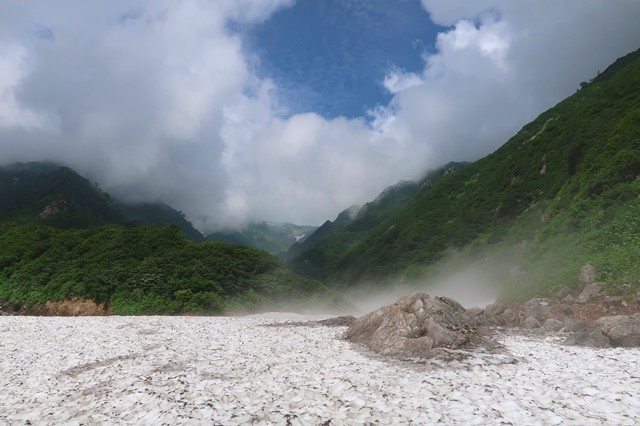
[0,165,343,314]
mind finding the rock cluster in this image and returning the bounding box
[472,295,640,348]
[345,293,487,358]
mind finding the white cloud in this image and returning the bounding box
[0,1,639,231]
[219,99,430,226]
[383,69,423,95]
[0,43,52,129]
[379,0,640,166]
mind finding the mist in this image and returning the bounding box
[342,249,519,314]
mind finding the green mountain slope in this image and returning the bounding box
[0,220,342,314]
[117,202,204,242]
[0,162,204,240]
[288,162,469,280]
[324,48,640,299]
[285,204,363,262]
[0,162,128,227]
[206,222,318,256]
[0,163,343,313]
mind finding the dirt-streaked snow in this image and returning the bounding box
[0,315,639,425]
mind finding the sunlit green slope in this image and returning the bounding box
[322,48,640,299]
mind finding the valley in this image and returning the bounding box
[2,3,640,425]
[2,48,640,316]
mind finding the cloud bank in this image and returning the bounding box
[1,0,639,231]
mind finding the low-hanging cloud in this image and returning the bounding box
[1,1,639,232]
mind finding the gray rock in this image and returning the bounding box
[523,298,551,321]
[577,283,601,303]
[603,296,626,309]
[484,303,506,317]
[562,294,576,304]
[596,314,640,347]
[345,293,483,358]
[543,318,564,332]
[502,308,518,326]
[578,263,597,285]
[563,317,588,333]
[522,316,541,329]
[564,325,611,348]
[466,307,485,317]
[531,327,546,336]
[476,315,500,327]
[560,304,574,317]
[554,286,572,299]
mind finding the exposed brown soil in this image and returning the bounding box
[568,299,640,322]
[30,298,110,316]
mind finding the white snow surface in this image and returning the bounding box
[0,315,639,425]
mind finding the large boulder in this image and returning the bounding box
[501,308,518,326]
[344,293,483,358]
[577,283,602,303]
[543,318,564,332]
[596,314,640,347]
[520,298,550,326]
[564,314,640,347]
[484,302,506,317]
[578,263,597,285]
[522,316,541,329]
[563,317,588,333]
[564,324,611,348]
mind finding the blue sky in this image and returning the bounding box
[244,0,441,118]
[1,1,640,229]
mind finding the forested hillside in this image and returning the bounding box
[117,202,204,242]
[288,162,468,279]
[0,163,342,314]
[300,48,640,300]
[0,221,340,314]
[0,163,128,227]
[206,222,318,256]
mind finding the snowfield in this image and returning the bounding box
[1,315,639,425]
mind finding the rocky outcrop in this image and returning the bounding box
[471,289,640,348]
[39,196,68,218]
[345,293,485,358]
